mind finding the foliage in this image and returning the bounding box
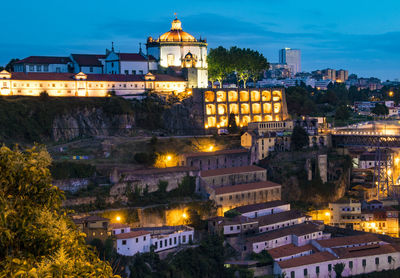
[334,262,346,278]
[335,105,351,121]
[3,58,20,72]
[0,145,118,277]
[290,126,309,150]
[224,209,241,218]
[50,161,96,179]
[371,103,389,116]
[208,46,233,87]
[248,250,273,265]
[227,113,239,134]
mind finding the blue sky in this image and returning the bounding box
[2,0,400,80]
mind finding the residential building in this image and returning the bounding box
[110,223,131,235]
[202,88,289,128]
[322,68,336,81]
[279,48,301,75]
[178,149,251,171]
[13,56,72,73]
[337,69,349,82]
[104,48,158,75]
[208,180,282,214]
[70,54,105,74]
[233,200,290,218]
[116,225,194,256]
[329,198,362,229]
[73,215,110,242]
[208,215,259,236]
[274,234,400,278]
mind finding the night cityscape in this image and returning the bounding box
[2,1,400,277]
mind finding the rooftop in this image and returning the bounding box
[71,54,105,66]
[117,166,197,175]
[333,243,400,259]
[115,230,151,239]
[316,234,381,248]
[277,251,336,269]
[214,180,281,195]
[233,200,288,214]
[268,244,315,259]
[15,56,71,65]
[247,222,322,244]
[257,210,304,227]
[183,148,248,158]
[109,223,130,229]
[200,165,266,178]
[118,53,156,62]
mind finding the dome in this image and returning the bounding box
[158,18,197,42]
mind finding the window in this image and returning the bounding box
[183,235,186,243]
[316,266,320,274]
[160,240,163,248]
[90,67,94,72]
[230,226,233,231]
[375,257,379,265]
[122,240,126,245]
[143,236,146,240]
[362,259,366,267]
[132,70,136,75]
[174,237,177,244]
[29,65,34,71]
[303,269,307,276]
[167,54,174,66]
[349,261,353,269]
[125,70,129,75]
[139,70,143,74]
[388,256,393,264]
[44,65,49,71]
[169,238,172,245]
[328,264,332,272]
[136,238,138,243]
[291,271,295,278]
[154,242,158,249]
[56,67,61,73]
[121,229,124,233]
[37,65,42,72]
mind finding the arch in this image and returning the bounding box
[228,91,238,102]
[253,115,262,122]
[241,103,250,114]
[216,91,226,102]
[252,103,261,114]
[242,115,250,125]
[264,115,272,121]
[206,104,216,115]
[207,116,216,127]
[240,91,249,102]
[272,90,282,101]
[229,103,239,114]
[219,116,228,127]
[251,90,260,101]
[263,103,272,113]
[262,90,271,101]
[275,115,281,121]
[218,104,227,115]
[205,91,215,102]
[274,103,281,113]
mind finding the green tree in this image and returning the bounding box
[335,105,351,121]
[0,145,118,277]
[372,103,389,116]
[227,113,239,134]
[208,46,232,87]
[4,58,19,72]
[334,262,346,278]
[290,126,309,150]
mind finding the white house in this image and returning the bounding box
[256,210,306,233]
[110,223,131,235]
[116,226,194,256]
[234,200,290,218]
[104,49,158,75]
[13,56,72,73]
[70,54,105,74]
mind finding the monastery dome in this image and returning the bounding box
[158,18,197,42]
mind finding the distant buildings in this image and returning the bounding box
[279,48,301,75]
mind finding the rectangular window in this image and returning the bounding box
[362,259,366,267]
[349,261,353,269]
[132,70,136,75]
[122,240,126,245]
[154,242,158,249]
[169,238,172,245]
[388,256,393,264]
[375,257,379,265]
[139,70,143,74]
[160,241,162,248]
[328,264,332,271]
[291,271,295,278]
[174,237,177,244]
[37,65,42,72]
[303,269,307,276]
[44,65,49,71]
[316,266,319,274]
[125,70,129,75]
[183,235,186,243]
[90,67,93,72]
[136,238,138,243]
[29,65,34,71]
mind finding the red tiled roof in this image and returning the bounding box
[201,165,265,178]
[15,56,71,64]
[183,148,248,158]
[247,222,322,244]
[333,243,399,259]
[221,215,259,225]
[268,244,315,259]
[316,234,380,248]
[234,201,288,214]
[71,54,105,66]
[214,180,281,195]
[119,53,147,62]
[257,210,304,227]
[277,251,336,269]
[153,73,186,82]
[115,230,150,239]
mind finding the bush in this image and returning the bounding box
[50,161,96,179]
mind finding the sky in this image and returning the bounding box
[1,0,400,80]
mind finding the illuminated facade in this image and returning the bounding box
[203,88,289,129]
[0,70,187,97]
[147,17,208,88]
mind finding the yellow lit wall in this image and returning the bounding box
[228,91,238,102]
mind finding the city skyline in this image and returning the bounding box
[1,0,400,80]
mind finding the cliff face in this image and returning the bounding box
[52,107,135,142]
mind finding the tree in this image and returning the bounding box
[227,113,239,134]
[0,145,118,277]
[372,103,389,116]
[207,46,232,87]
[290,126,309,150]
[4,58,19,72]
[335,105,351,121]
[334,262,345,278]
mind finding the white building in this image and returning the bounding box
[279,48,301,75]
[234,200,290,218]
[104,48,158,75]
[274,234,400,278]
[116,226,194,256]
[110,223,131,235]
[70,54,105,74]
[13,56,72,73]
[146,17,208,88]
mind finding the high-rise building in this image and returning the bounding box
[336,69,349,82]
[279,48,301,75]
[322,68,336,81]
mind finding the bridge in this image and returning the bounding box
[331,121,400,148]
